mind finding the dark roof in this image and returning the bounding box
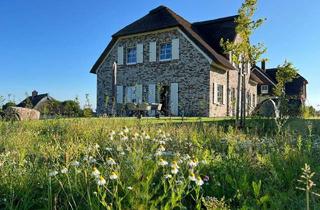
[251,66,277,85]
[249,70,264,84]
[90,5,236,74]
[17,94,51,108]
[192,15,238,55]
[265,68,308,96]
[264,68,308,84]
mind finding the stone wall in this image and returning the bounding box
[96,28,211,116]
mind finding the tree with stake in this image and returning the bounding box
[221,0,266,128]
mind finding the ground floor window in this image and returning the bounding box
[217,84,224,104]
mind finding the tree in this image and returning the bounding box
[220,0,266,128]
[274,60,298,117]
[61,100,82,117]
[2,102,16,110]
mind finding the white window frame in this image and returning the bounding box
[127,47,137,65]
[159,43,172,61]
[217,84,224,104]
[261,85,269,94]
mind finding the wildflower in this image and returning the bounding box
[61,167,68,174]
[97,176,106,186]
[158,145,166,152]
[121,135,128,141]
[123,127,129,133]
[195,176,204,186]
[92,167,100,178]
[127,186,133,190]
[145,134,151,140]
[164,174,172,179]
[69,160,80,167]
[158,158,168,166]
[203,175,210,182]
[171,166,179,175]
[110,172,118,180]
[188,159,199,168]
[189,172,197,182]
[95,144,100,150]
[110,130,116,136]
[171,161,179,168]
[49,170,58,177]
[107,157,117,166]
[89,156,97,164]
[105,147,113,152]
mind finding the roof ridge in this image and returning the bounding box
[192,15,239,25]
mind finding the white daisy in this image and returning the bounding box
[123,127,129,133]
[127,186,133,190]
[49,170,58,177]
[158,159,169,166]
[164,174,172,179]
[109,172,118,180]
[61,167,68,174]
[171,166,179,175]
[70,161,80,167]
[105,147,113,152]
[91,167,100,178]
[97,176,106,186]
[188,159,199,168]
[195,177,204,186]
[107,157,117,166]
[189,172,197,182]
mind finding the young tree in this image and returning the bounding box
[220,0,266,128]
[274,60,298,118]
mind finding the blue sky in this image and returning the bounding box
[1,0,319,110]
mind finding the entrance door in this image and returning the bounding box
[159,85,170,116]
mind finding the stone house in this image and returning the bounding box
[90,5,259,117]
[252,62,308,114]
[252,62,308,103]
[17,90,59,115]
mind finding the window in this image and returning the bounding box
[217,84,224,104]
[127,47,137,64]
[160,43,172,61]
[261,85,269,94]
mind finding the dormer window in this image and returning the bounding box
[127,47,137,64]
[160,43,172,61]
[261,85,269,94]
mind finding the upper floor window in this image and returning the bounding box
[217,84,224,104]
[127,47,137,64]
[261,85,269,94]
[160,43,172,61]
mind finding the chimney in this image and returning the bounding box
[32,90,38,97]
[261,60,266,72]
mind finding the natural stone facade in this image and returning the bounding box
[96,28,257,117]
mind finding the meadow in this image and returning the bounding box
[0,117,320,209]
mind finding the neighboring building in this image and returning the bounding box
[17,90,58,112]
[252,61,308,114]
[90,5,259,117]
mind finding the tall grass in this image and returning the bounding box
[0,118,319,209]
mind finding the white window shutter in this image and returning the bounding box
[148,84,156,103]
[137,43,143,63]
[148,84,156,116]
[213,83,218,104]
[149,42,156,62]
[223,86,226,105]
[136,84,143,103]
[170,83,179,115]
[116,86,123,104]
[172,38,179,60]
[117,46,123,65]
